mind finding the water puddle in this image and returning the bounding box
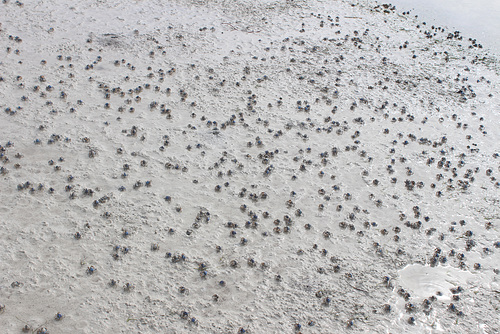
[398,264,475,300]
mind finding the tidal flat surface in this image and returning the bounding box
[0,0,499,333]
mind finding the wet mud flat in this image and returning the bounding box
[0,0,499,333]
